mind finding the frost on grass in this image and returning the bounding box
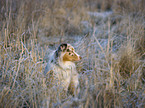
[0,0,145,108]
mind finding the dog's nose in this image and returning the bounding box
[79,56,82,60]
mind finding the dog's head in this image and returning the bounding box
[56,43,82,62]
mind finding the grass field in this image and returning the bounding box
[0,0,145,107]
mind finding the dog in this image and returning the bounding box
[44,43,82,96]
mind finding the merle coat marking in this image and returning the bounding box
[44,43,81,96]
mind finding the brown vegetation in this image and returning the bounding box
[0,0,145,107]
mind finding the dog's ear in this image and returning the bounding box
[59,43,67,52]
[55,43,67,59]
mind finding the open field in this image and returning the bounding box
[0,0,145,107]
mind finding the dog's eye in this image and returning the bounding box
[69,53,71,55]
[67,49,69,52]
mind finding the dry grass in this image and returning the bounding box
[0,0,145,108]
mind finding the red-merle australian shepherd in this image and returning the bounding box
[44,43,82,96]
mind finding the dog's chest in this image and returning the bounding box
[53,65,73,79]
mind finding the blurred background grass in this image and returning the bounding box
[0,0,145,107]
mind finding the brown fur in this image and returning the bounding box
[63,46,81,62]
